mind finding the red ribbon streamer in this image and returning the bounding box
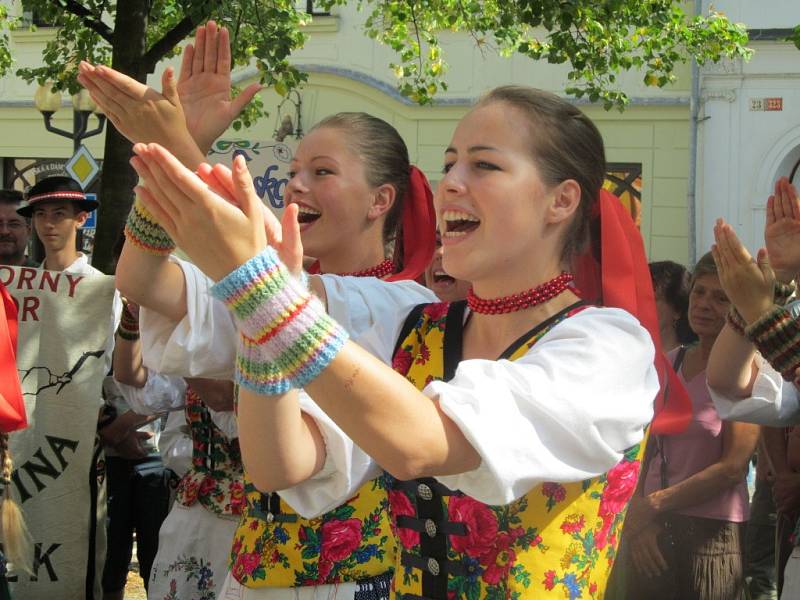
[575,190,691,435]
[0,283,27,432]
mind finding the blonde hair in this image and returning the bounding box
[0,432,32,573]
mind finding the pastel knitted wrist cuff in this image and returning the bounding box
[124,197,176,255]
[745,305,800,380]
[211,247,349,394]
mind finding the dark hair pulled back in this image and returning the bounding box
[476,86,606,263]
[311,112,410,247]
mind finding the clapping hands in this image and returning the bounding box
[130,143,302,282]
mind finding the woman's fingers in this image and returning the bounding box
[231,155,262,220]
[192,25,206,74]
[208,163,239,201]
[204,20,219,73]
[777,177,792,220]
[766,195,776,226]
[160,67,179,106]
[231,83,263,118]
[130,151,183,223]
[95,65,148,101]
[178,43,194,83]
[785,179,800,219]
[78,65,127,117]
[134,185,178,238]
[719,223,751,266]
[217,26,232,75]
[197,164,237,204]
[135,145,196,219]
[280,203,303,274]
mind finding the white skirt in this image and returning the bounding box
[148,502,239,600]
[219,573,358,599]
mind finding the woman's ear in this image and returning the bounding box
[367,183,397,221]
[547,179,582,225]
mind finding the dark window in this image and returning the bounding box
[605,162,643,227]
[302,1,330,16]
[21,1,57,28]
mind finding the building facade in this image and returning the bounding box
[0,1,696,261]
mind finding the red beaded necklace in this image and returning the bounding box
[340,258,396,279]
[467,272,575,314]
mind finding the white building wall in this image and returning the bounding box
[697,1,800,258]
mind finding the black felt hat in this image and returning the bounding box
[17,176,98,217]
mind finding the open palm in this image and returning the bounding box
[177,21,261,154]
[765,177,800,280]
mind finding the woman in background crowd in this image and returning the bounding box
[625,252,759,599]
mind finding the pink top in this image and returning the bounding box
[643,348,749,522]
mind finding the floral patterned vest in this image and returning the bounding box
[175,386,246,516]
[229,476,394,588]
[389,301,645,600]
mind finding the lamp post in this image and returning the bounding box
[33,84,106,152]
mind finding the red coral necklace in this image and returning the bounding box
[467,272,574,315]
[340,258,396,279]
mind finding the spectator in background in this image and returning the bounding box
[649,260,696,353]
[624,252,759,599]
[424,230,470,302]
[0,189,35,267]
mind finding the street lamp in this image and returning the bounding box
[33,83,106,152]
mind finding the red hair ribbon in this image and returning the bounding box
[575,189,691,435]
[386,165,436,282]
[0,283,26,432]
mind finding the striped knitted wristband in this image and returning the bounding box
[124,196,176,255]
[210,247,349,394]
[745,305,800,381]
[116,304,140,341]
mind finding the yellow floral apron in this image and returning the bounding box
[389,301,645,599]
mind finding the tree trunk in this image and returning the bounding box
[91,0,149,274]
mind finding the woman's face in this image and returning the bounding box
[436,102,563,284]
[285,127,377,259]
[688,274,729,339]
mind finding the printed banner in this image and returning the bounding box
[207,139,297,217]
[0,266,115,600]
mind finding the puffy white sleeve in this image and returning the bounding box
[429,307,657,506]
[277,276,436,518]
[209,409,239,439]
[708,355,800,426]
[139,256,237,379]
[115,372,188,415]
[159,411,192,477]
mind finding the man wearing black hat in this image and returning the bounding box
[17,176,99,272]
[16,176,121,599]
[0,189,36,267]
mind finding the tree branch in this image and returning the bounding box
[141,15,197,71]
[52,0,114,43]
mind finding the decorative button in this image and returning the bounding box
[427,557,440,576]
[417,483,433,500]
[425,519,437,538]
[266,512,275,523]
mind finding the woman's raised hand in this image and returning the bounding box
[765,177,800,283]
[130,143,302,281]
[712,219,775,323]
[177,21,262,154]
[77,62,204,168]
